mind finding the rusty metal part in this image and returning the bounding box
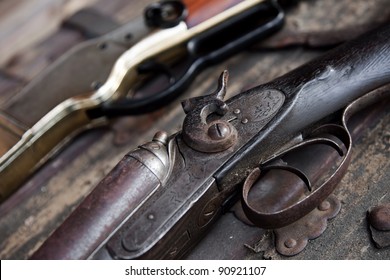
[181,71,238,152]
[241,123,351,229]
[233,139,344,227]
[368,204,390,249]
[103,75,285,260]
[31,131,173,259]
[62,8,121,38]
[232,89,390,229]
[29,24,390,260]
[368,204,390,231]
[102,25,390,259]
[234,85,390,255]
[273,195,340,256]
[215,26,390,192]
[369,227,390,249]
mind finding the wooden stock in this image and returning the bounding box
[184,0,244,27]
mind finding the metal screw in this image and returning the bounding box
[147,214,155,220]
[318,200,331,211]
[241,118,248,124]
[284,238,297,248]
[234,109,241,114]
[368,204,390,231]
[208,122,230,140]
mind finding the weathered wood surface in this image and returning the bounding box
[0,0,98,67]
[0,0,389,259]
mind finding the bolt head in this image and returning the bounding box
[284,238,297,248]
[147,213,155,220]
[368,204,390,231]
[241,118,248,124]
[208,122,230,140]
[318,200,331,211]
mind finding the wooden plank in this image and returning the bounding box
[0,0,97,67]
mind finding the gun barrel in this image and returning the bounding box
[31,133,170,259]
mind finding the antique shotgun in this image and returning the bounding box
[0,0,284,202]
[32,24,390,259]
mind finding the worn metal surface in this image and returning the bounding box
[30,131,173,259]
[181,71,238,152]
[0,0,389,260]
[274,195,341,256]
[30,23,390,260]
[368,204,390,231]
[368,204,390,249]
[188,95,390,260]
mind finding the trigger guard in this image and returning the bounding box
[241,124,353,229]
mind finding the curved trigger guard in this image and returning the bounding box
[241,123,352,229]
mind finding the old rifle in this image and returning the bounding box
[0,0,284,202]
[32,23,390,259]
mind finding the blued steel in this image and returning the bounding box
[181,71,238,152]
[99,24,390,259]
[31,24,390,260]
[233,87,390,256]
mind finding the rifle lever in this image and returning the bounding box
[100,0,284,116]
